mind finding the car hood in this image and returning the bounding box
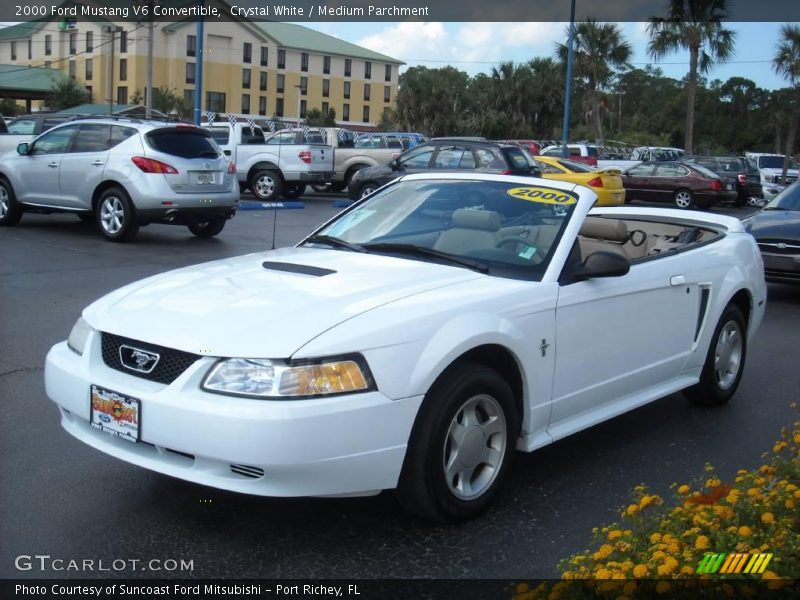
[83,247,484,358]
[748,209,800,241]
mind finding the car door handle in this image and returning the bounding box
[670,275,686,286]
[48,162,58,168]
[91,160,104,166]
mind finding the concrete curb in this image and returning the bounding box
[238,201,305,210]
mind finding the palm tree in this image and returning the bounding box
[773,24,800,183]
[556,20,632,141]
[647,0,736,154]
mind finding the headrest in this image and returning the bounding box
[579,218,629,243]
[451,209,501,232]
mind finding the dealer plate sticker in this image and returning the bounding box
[90,385,140,443]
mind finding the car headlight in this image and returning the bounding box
[202,355,374,399]
[67,317,93,355]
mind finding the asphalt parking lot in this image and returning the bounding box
[1,195,798,579]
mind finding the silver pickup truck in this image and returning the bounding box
[205,123,334,201]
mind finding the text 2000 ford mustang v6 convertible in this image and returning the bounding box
[45,173,766,521]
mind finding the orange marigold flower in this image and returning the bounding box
[773,442,788,452]
[738,526,752,537]
[695,535,710,550]
[607,530,622,541]
[761,512,775,525]
[593,544,614,561]
[785,499,795,510]
[649,533,662,544]
[677,485,690,495]
[625,504,639,517]
[595,567,612,579]
[655,581,671,594]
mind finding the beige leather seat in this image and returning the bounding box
[578,218,631,259]
[434,209,501,254]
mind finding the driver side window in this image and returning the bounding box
[31,125,77,155]
[400,146,434,168]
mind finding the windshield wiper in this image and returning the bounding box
[362,243,489,274]
[303,234,366,253]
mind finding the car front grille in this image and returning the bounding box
[771,174,797,184]
[757,240,800,255]
[101,332,200,384]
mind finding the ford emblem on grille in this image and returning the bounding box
[119,345,160,373]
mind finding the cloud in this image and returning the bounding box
[356,22,449,63]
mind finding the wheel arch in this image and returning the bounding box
[91,180,129,213]
[344,163,372,184]
[247,161,282,182]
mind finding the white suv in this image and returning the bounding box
[0,118,239,241]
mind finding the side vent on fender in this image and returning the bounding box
[694,286,712,345]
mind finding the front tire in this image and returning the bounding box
[0,177,22,226]
[673,188,694,209]
[358,182,379,199]
[250,169,283,201]
[396,362,518,522]
[188,218,226,238]
[684,304,747,406]
[96,187,138,242]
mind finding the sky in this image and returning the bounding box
[301,21,792,91]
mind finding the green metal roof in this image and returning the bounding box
[255,22,403,65]
[0,22,45,40]
[0,64,64,92]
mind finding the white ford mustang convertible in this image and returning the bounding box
[45,173,766,521]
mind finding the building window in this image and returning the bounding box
[242,68,251,88]
[10,41,16,61]
[86,85,92,100]
[277,49,285,69]
[385,64,392,82]
[120,31,127,53]
[187,35,196,57]
[259,96,266,115]
[117,86,128,105]
[322,101,329,115]
[276,74,284,93]
[184,89,194,106]
[300,76,307,95]
[241,93,250,114]
[206,91,226,113]
[69,33,77,55]
[323,55,330,74]
[300,99,307,118]
[342,103,350,121]
[259,71,267,91]
[384,85,391,103]
[243,42,252,64]
[185,62,195,84]
[27,39,32,59]
[45,35,52,56]
[84,58,93,80]
[301,52,309,72]
[86,31,93,53]
[260,46,268,66]
[322,79,329,98]
[119,58,127,81]
[344,58,351,77]
[275,98,284,117]
[383,106,391,120]
[364,61,372,79]
[363,83,370,101]
[68,60,76,79]
[362,105,370,123]
[343,81,350,99]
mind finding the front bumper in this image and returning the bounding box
[45,338,423,497]
[761,251,800,284]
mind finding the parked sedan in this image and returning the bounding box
[681,155,762,206]
[347,139,541,200]
[622,161,737,209]
[745,181,800,284]
[46,173,765,522]
[534,155,625,206]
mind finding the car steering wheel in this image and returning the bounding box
[629,229,647,247]
[495,237,543,263]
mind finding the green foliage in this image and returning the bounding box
[0,98,23,117]
[305,107,337,126]
[48,76,91,111]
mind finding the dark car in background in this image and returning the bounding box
[745,181,800,284]
[348,139,542,200]
[621,161,737,209]
[681,155,762,206]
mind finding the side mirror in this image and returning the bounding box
[17,142,29,155]
[571,251,629,280]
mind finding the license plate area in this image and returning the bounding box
[90,385,140,443]
[193,172,215,185]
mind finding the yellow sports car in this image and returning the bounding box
[533,156,626,206]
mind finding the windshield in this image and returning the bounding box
[758,155,799,170]
[310,179,578,280]
[765,181,800,211]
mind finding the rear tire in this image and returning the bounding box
[96,187,138,242]
[188,218,226,238]
[396,362,518,522]
[684,304,747,406]
[358,182,379,199]
[0,177,22,226]
[673,188,694,209]
[249,169,283,202]
[281,184,306,199]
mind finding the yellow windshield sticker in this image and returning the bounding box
[506,186,578,205]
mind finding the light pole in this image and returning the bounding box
[294,83,303,127]
[193,0,205,125]
[104,25,123,115]
[561,0,576,158]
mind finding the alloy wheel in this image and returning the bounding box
[0,186,7,218]
[255,175,276,198]
[714,320,743,390]
[674,191,693,208]
[100,196,125,234]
